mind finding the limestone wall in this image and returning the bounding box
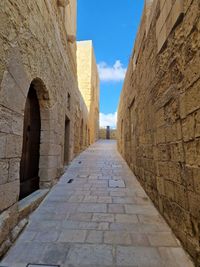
[0,0,93,256]
[77,41,100,144]
[117,0,200,264]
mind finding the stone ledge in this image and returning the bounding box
[0,218,27,260]
[18,189,49,221]
[0,190,49,259]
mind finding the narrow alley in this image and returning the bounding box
[1,141,193,267]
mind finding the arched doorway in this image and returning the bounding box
[19,83,41,200]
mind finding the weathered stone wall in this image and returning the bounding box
[117,0,200,264]
[77,41,100,144]
[99,128,117,140]
[0,0,96,257]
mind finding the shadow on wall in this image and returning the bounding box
[99,126,117,140]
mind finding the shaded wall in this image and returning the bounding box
[117,0,200,264]
[0,0,93,257]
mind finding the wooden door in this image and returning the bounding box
[19,84,41,200]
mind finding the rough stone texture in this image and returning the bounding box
[77,41,100,145]
[0,0,99,258]
[0,141,193,267]
[117,0,200,265]
[0,215,28,261]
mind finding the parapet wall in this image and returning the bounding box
[117,0,200,264]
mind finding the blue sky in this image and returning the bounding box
[77,0,145,128]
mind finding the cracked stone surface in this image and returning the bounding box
[0,141,194,267]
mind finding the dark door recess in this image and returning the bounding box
[19,84,41,200]
[64,117,70,165]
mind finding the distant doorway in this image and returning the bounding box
[19,83,41,200]
[64,117,70,164]
[106,126,110,139]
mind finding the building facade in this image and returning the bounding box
[77,41,100,144]
[117,0,200,264]
[0,0,99,256]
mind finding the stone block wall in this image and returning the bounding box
[117,0,200,264]
[77,41,100,144]
[0,0,97,257]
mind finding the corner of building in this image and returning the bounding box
[77,40,100,144]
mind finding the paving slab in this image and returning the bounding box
[86,230,103,243]
[58,230,87,243]
[116,246,162,266]
[104,231,132,245]
[66,244,114,266]
[109,179,126,188]
[1,140,194,267]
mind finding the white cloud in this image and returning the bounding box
[100,112,117,129]
[98,60,127,82]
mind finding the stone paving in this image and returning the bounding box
[1,140,194,267]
